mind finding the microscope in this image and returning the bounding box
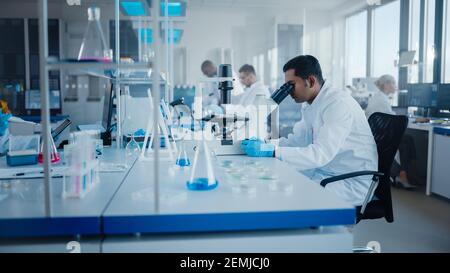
[212,67,295,155]
[210,64,250,155]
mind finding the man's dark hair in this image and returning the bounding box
[283,55,324,85]
[201,60,215,70]
[238,64,256,75]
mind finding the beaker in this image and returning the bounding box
[78,6,112,62]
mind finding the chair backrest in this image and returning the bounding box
[367,112,408,222]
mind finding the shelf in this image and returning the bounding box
[46,61,151,70]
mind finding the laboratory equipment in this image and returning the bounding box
[241,138,275,157]
[6,135,40,166]
[231,183,257,196]
[271,82,295,105]
[219,159,234,168]
[78,6,112,62]
[140,89,177,161]
[63,131,100,198]
[254,93,278,140]
[25,90,61,111]
[269,181,294,194]
[125,133,141,167]
[101,82,114,146]
[38,133,60,164]
[406,84,438,109]
[218,64,234,105]
[175,141,190,167]
[187,140,218,191]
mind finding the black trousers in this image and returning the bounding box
[391,134,416,177]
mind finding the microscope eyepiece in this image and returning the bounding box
[271,82,295,104]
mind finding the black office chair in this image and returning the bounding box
[320,112,408,224]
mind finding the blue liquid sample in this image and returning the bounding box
[176,158,191,167]
[186,178,218,191]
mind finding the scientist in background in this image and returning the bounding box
[200,60,244,108]
[237,64,271,107]
[365,74,397,118]
[243,55,378,206]
[200,60,221,107]
[365,75,418,189]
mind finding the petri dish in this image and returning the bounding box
[227,171,249,182]
[242,160,262,167]
[269,181,294,194]
[231,182,257,196]
[219,160,234,168]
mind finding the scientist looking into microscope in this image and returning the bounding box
[242,55,378,206]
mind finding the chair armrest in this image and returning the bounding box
[320,171,384,187]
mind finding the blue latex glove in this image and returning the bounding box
[240,137,261,153]
[243,138,275,157]
[0,112,12,136]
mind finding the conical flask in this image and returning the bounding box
[78,6,112,62]
[175,141,190,167]
[186,140,218,191]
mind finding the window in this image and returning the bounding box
[345,11,368,86]
[442,0,450,83]
[408,0,420,83]
[408,0,436,83]
[423,0,435,83]
[371,0,400,81]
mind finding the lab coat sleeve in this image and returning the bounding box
[279,120,308,147]
[277,101,354,170]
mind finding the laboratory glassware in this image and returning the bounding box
[125,133,141,167]
[186,140,218,191]
[175,141,190,167]
[63,131,100,198]
[38,134,60,164]
[78,6,112,62]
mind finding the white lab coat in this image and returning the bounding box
[201,81,220,108]
[236,81,271,107]
[365,90,395,119]
[276,81,378,206]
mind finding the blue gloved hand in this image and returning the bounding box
[240,137,261,153]
[243,138,275,157]
[0,112,12,137]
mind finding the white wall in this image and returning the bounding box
[179,5,336,89]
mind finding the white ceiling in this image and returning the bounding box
[189,0,353,11]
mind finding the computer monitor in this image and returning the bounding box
[406,84,438,108]
[102,82,114,133]
[437,84,450,108]
[24,89,61,116]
